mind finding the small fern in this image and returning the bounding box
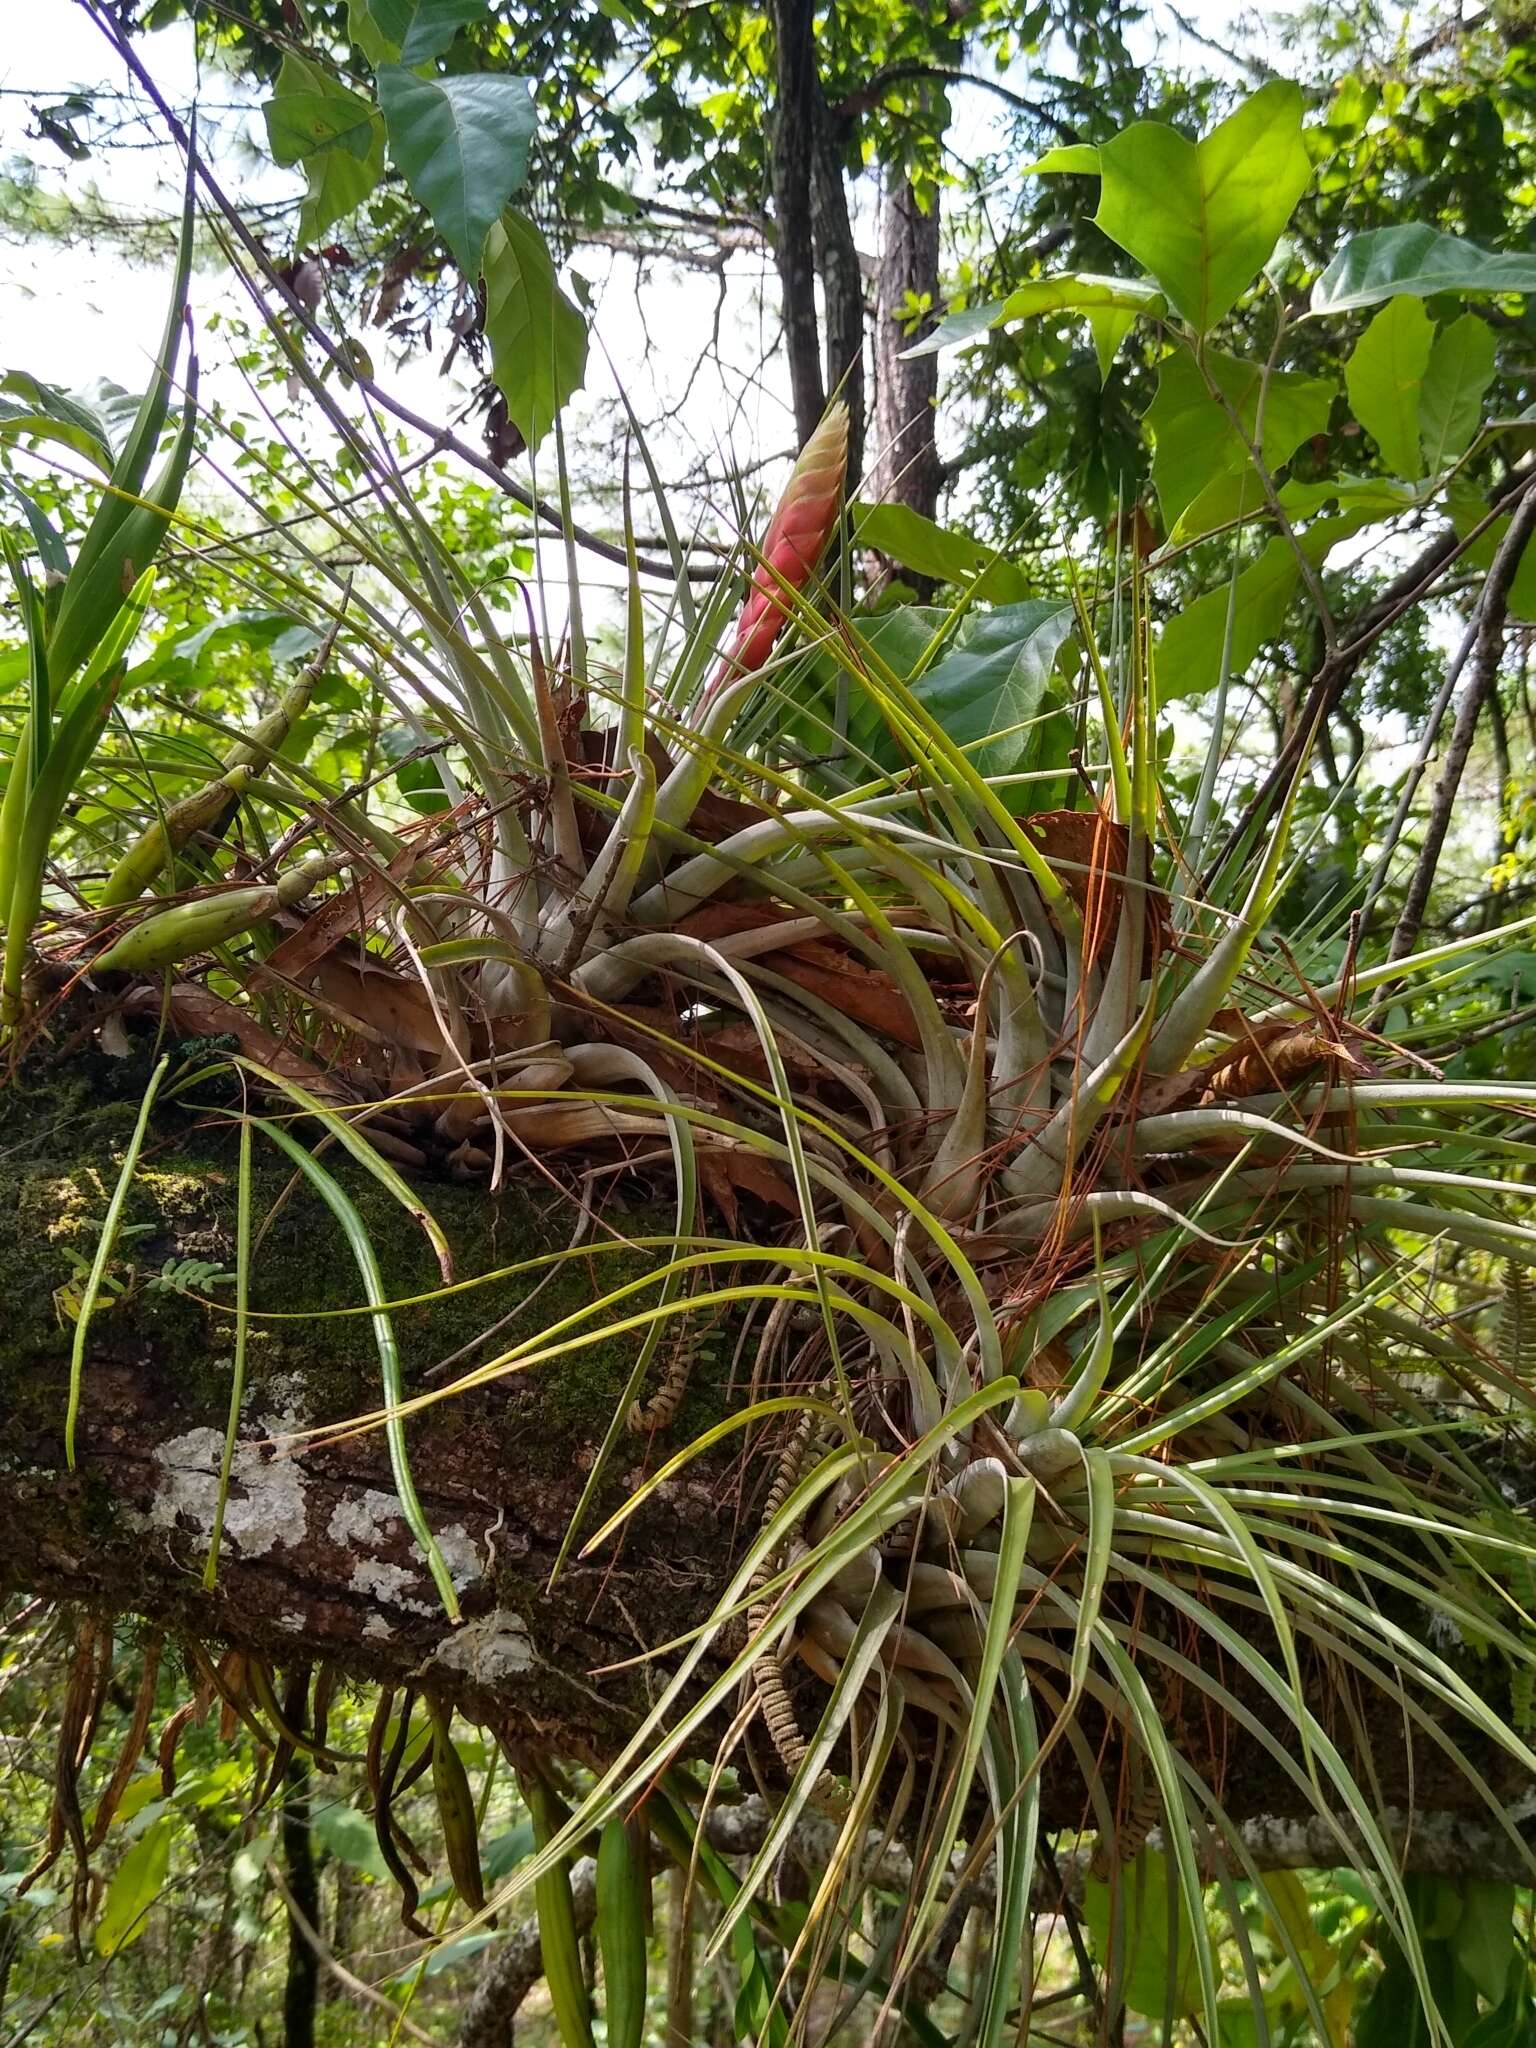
[147,1255,235,1298]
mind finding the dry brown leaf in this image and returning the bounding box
[676,902,923,1049]
[1025,808,1170,969]
[123,984,353,1102]
[309,951,454,1057]
[1204,1025,1350,1101]
[256,841,422,988]
[697,1144,801,1227]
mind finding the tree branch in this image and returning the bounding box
[1389,483,1536,960]
[834,63,1079,140]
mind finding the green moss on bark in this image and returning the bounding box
[0,1052,697,1484]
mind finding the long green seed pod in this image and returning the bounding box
[99,765,252,908]
[521,1770,595,2048]
[595,1815,648,2048]
[429,1702,485,1910]
[91,851,327,975]
[222,669,317,772]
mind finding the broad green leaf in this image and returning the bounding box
[1313,225,1536,315]
[906,600,1075,778]
[1463,1979,1536,2048]
[311,1802,392,1880]
[377,69,536,275]
[1452,1881,1517,2004]
[1447,480,1536,623]
[349,0,490,64]
[483,209,587,454]
[1088,304,1139,382]
[90,1773,163,1833]
[899,298,1002,355]
[1157,537,1296,701]
[1027,143,1100,174]
[1096,81,1310,333]
[95,1816,173,1957]
[1082,1850,1200,2020]
[852,501,987,583]
[1277,475,1418,519]
[1145,348,1333,538]
[263,53,384,246]
[422,1932,499,1977]
[905,274,1164,357]
[1420,312,1498,472]
[1344,294,1432,480]
[0,373,138,472]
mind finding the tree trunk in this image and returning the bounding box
[767,0,865,479]
[280,1679,319,2048]
[0,1075,731,1750]
[867,174,942,534]
[1,1070,1532,1856]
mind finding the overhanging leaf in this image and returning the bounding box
[377,69,536,275]
[1344,294,1432,479]
[1096,80,1310,332]
[1027,142,1100,174]
[1157,538,1297,701]
[311,1802,392,1880]
[1313,225,1536,314]
[852,501,987,583]
[263,52,384,247]
[0,372,138,472]
[95,1816,173,1957]
[904,274,1164,358]
[1083,1849,1200,2020]
[483,209,587,454]
[1420,312,1498,472]
[349,0,490,64]
[1146,348,1333,538]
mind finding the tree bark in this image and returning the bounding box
[868,175,942,520]
[766,0,865,479]
[867,172,943,592]
[1391,486,1536,959]
[281,1744,320,2048]
[2,1074,1531,1852]
[0,1078,732,1749]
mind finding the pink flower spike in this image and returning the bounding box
[720,402,849,683]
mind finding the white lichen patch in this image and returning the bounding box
[347,1556,435,1617]
[329,1493,484,1624]
[364,1613,395,1641]
[327,1488,407,1551]
[427,1607,535,1684]
[435,1522,483,1590]
[145,1411,308,1557]
[277,1611,307,1634]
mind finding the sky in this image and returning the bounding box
[0,0,1287,518]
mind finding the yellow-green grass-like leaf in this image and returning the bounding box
[252,1115,460,1622]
